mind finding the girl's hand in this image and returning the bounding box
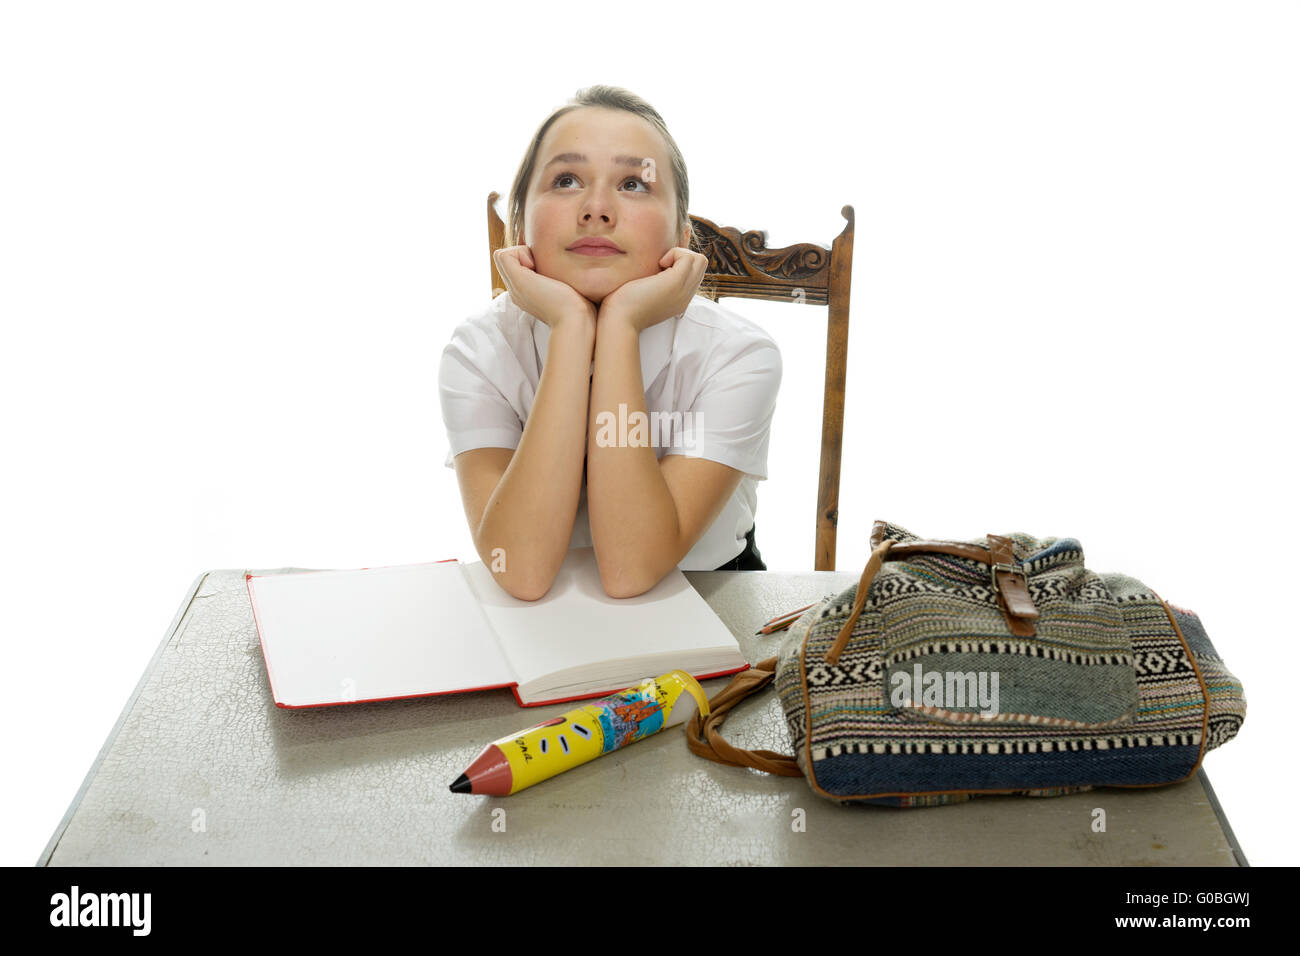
[597,247,708,334]
[493,245,597,335]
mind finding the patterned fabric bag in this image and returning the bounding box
[685,520,1246,806]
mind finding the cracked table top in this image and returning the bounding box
[38,567,1243,866]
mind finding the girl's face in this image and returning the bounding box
[522,106,689,307]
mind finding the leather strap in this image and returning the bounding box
[826,539,895,665]
[988,533,1038,636]
[870,521,1038,636]
[879,540,997,562]
[684,656,804,776]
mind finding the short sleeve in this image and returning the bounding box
[679,338,782,480]
[438,321,525,469]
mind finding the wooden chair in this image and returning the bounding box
[486,191,855,571]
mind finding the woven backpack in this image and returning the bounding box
[686,520,1247,807]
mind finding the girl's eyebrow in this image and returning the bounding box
[543,152,648,170]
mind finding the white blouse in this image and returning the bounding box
[438,291,782,570]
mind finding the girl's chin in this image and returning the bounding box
[568,280,616,305]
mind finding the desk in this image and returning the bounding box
[39,568,1246,866]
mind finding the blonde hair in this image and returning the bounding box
[504,85,716,298]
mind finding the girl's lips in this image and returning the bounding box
[568,246,623,257]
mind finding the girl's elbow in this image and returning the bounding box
[595,559,659,599]
[499,568,557,602]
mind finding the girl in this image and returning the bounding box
[439,85,781,600]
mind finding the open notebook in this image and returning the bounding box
[246,547,749,708]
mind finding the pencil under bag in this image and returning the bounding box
[685,520,1246,807]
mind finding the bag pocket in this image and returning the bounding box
[876,554,1139,729]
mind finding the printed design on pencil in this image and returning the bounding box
[592,688,666,752]
[529,715,567,759]
[528,716,567,731]
[539,734,573,755]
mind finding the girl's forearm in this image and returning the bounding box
[585,317,680,597]
[476,318,594,600]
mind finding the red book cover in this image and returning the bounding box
[245,548,749,709]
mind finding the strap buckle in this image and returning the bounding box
[990,561,1023,595]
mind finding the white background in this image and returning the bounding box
[3,0,1294,866]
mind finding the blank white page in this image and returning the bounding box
[248,562,514,707]
[460,547,743,696]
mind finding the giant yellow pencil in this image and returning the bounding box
[449,670,711,796]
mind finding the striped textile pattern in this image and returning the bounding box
[773,522,1247,807]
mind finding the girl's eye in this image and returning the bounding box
[552,172,649,192]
